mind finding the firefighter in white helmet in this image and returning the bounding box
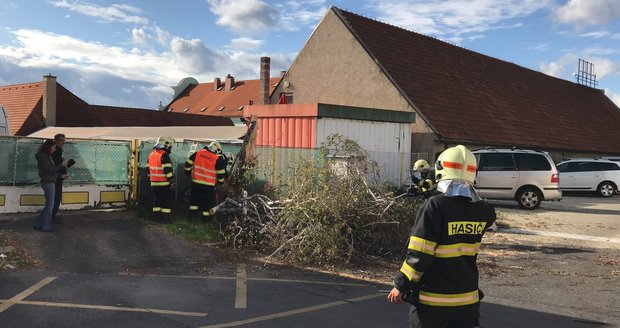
[388,145,496,328]
[148,136,175,223]
[410,159,437,198]
[184,141,227,221]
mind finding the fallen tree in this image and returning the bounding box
[216,134,423,266]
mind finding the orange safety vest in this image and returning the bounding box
[191,149,219,186]
[148,149,170,186]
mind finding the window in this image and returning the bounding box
[183,107,189,112]
[577,162,599,172]
[218,106,225,111]
[557,162,578,172]
[237,106,244,111]
[600,162,620,170]
[478,153,516,171]
[514,153,551,171]
[200,107,207,112]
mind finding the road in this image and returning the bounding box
[0,197,619,327]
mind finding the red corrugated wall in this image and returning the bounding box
[245,104,318,148]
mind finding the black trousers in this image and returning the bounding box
[52,179,63,220]
[151,186,173,222]
[188,183,216,219]
[409,306,478,328]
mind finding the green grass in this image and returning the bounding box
[130,203,221,244]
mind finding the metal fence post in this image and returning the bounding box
[130,138,140,205]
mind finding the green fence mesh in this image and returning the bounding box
[0,136,131,185]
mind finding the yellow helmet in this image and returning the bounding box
[207,141,222,153]
[434,145,477,183]
[413,159,430,171]
[155,136,175,149]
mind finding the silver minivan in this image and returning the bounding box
[472,149,562,210]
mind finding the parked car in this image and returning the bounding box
[556,158,620,197]
[472,148,562,210]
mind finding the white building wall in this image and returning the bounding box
[316,117,411,186]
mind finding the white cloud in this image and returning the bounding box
[0,28,294,107]
[605,89,620,108]
[527,43,551,52]
[208,0,278,33]
[554,0,620,26]
[579,30,610,39]
[131,28,148,45]
[540,53,619,83]
[229,37,264,50]
[371,0,551,40]
[49,0,149,25]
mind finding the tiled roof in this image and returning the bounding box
[55,85,233,127]
[0,82,45,135]
[166,77,281,117]
[334,8,620,154]
[0,81,233,136]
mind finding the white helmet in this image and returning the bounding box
[434,145,477,183]
[155,136,175,150]
[413,159,430,171]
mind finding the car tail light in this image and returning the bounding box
[551,173,559,183]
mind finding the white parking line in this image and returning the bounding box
[0,277,56,313]
[499,228,620,244]
[200,293,383,328]
[235,264,247,309]
[13,300,208,317]
[118,272,368,286]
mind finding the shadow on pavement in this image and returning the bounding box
[484,242,597,255]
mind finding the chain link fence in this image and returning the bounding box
[0,136,131,185]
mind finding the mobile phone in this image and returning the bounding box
[67,159,76,168]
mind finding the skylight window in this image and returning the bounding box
[218,106,225,111]
[237,106,244,111]
[200,107,207,112]
[217,86,223,91]
[168,107,174,112]
[183,107,189,112]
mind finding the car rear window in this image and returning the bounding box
[514,153,551,171]
[478,153,515,171]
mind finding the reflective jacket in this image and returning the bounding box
[185,148,226,186]
[394,194,496,320]
[148,149,173,186]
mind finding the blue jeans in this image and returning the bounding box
[35,182,55,231]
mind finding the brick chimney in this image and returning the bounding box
[259,57,270,105]
[42,74,57,126]
[224,74,235,91]
[213,77,221,90]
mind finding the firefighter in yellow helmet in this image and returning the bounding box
[410,159,437,198]
[148,136,175,223]
[388,145,496,328]
[184,140,227,221]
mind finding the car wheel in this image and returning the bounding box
[516,187,542,210]
[597,181,616,197]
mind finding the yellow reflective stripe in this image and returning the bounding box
[161,208,171,214]
[419,290,479,307]
[150,173,166,177]
[185,159,194,165]
[400,260,423,282]
[408,236,437,255]
[192,179,215,186]
[194,167,217,174]
[434,242,481,258]
[216,169,226,174]
[162,163,172,168]
[152,207,161,212]
[193,172,217,180]
[189,205,199,210]
[184,167,192,171]
[150,181,170,186]
[165,172,173,178]
[202,211,212,216]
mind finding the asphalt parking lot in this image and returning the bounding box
[1,200,619,327]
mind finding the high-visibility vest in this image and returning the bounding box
[191,149,219,186]
[148,149,170,186]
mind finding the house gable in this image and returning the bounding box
[0,82,45,136]
[270,8,414,115]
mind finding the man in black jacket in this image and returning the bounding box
[388,145,496,328]
[51,133,68,224]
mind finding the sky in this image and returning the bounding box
[0,0,619,109]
